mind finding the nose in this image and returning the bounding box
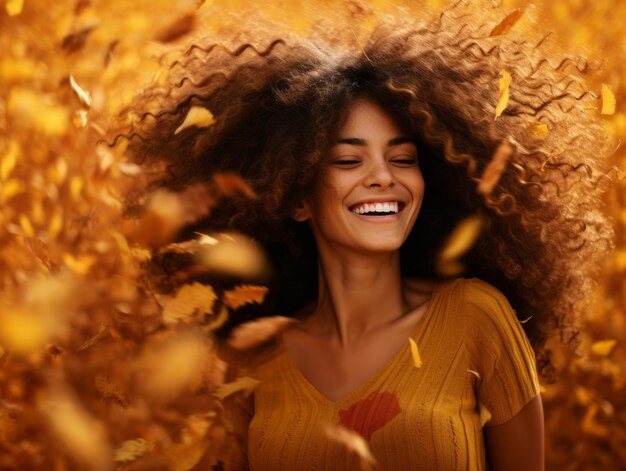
[363,158,394,189]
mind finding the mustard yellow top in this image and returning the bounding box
[222,277,541,471]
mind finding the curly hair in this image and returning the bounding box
[115,1,616,382]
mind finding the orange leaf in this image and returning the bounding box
[489,9,525,36]
[222,284,269,310]
[477,141,514,195]
[228,316,296,350]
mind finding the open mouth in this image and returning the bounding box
[349,201,405,216]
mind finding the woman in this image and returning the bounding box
[121,2,614,470]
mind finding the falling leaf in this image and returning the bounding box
[205,304,229,332]
[590,339,617,356]
[1,140,19,180]
[467,369,481,380]
[214,376,260,400]
[324,423,377,469]
[197,231,270,280]
[477,141,514,195]
[5,0,24,16]
[162,283,217,324]
[61,24,98,53]
[478,402,492,427]
[489,9,525,36]
[527,123,549,139]
[439,215,484,261]
[601,84,616,115]
[77,323,110,352]
[69,75,92,107]
[174,106,215,135]
[408,337,422,368]
[7,88,69,136]
[495,70,511,119]
[213,172,257,199]
[222,285,269,310]
[114,438,155,462]
[228,316,296,350]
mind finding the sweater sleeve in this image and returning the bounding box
[464,278,541,427]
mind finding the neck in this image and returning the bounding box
[310,242,409,349]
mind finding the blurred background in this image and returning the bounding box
[0,0,625,469]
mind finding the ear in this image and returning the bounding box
[292,201,310,222]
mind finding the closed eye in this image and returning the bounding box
[391,156,418,166]
[331,159,361,166]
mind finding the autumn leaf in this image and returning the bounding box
[477,141,514,195]
[408,337,422,368]
[69,75,92,107]
[527,122,549,139]
[495,70,511,119]
[439,214,484,262]
[5,0,24,16]
[162,282,217,325]
[114,438,155,462]
[77,323,110,352]
[174,106,215,134]
[590,339,617,356]
[228,316,296,350]
[601,84,616,115]
[489,9,525,36]
[324,423,377,469]
[197,231,270,280]
[213,172,257,199]
[214,376,260,400]
[222,284,269,310]
[155,13,196,43]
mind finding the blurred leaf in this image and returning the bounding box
[222,284,268,310]
[214,376,260,400]
[489,8,525,36]
[408,337,422,368]
[601,84,616,115]
[155,13,196,43]
[527,122,549,139]
[162,282,216,325]
[69,75,92,108]
[591,339,617,356]
[5,0,24,16]
[477,141,514,195]
[228,316,296,350]
[323,423,377,469]
[114,438,155,462]
[77,323,110,352]
[213,172,257,199]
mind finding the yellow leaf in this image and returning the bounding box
[214,376,260,400]
[477,141,514,196]
[478,402,492,427]
[48,211,63,238]
[590,339,617,356]
[162,282,217,324]
[7,88,69,136]
[408,337,422,368]
[489,8,525,36]
[174,106,215,135]
[439,214,484,261]
[63,254,95,275]
[222,284,269,310]
[527,123,549,139]
[197,232,269,279]
[601,84,616,115]
[228,316,296,350]
[495,70,511,119]
[69,75,92,107]
[0,179,22,201]
[19,214,35,237]
[1,140,19,180]
[0,308,49,354]
[5,0,24,16]
[114,438,155,462]
[323,424,377,469]
[0,58,39,80]
[70,175,83,199]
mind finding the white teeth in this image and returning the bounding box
[350,201,400,214]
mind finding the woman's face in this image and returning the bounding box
[297,97,425,254]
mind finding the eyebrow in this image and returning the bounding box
[335,137,417,147]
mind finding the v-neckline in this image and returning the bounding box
[281,281,443,407]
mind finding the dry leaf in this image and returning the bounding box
[408,337,422,368]
[495,70,511,119]
[69,75,92,107]
[222,284,269,310]
[197,232,269,280]
[162,282,217,324]
[5,0,24,16]
[489,9,525,36]
[174,106,215,134]
[601,84,616,115]
[214,376,260,400]
[477,141,514,195]
[527,123,549,139]
[114,438,155,462]
[155,13,196,43]
[590,339,617,356]
[228,316,296,350]
[439,215,484,261]
[467,369,481,380]
[324,423,377,469]
[213,172,257,199]
[77,323,110,352]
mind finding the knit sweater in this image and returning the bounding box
[221,277,541,470]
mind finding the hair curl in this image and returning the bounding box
[114,1,616,382]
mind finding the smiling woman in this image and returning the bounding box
[118,2,614,470]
